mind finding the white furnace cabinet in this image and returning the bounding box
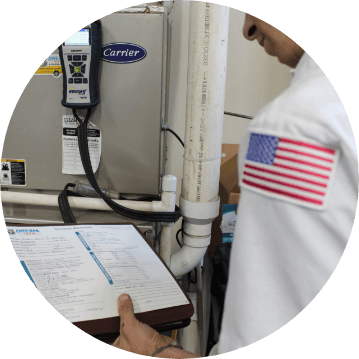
[2,11,168,195]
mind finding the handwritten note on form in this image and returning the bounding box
[8,224,189,323]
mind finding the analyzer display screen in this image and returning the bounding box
[64,29,90,46]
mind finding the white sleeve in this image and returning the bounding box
[215,118,357,354]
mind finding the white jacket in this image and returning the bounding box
[213,53,358,354]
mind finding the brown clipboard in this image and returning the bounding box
[7,222,194,336]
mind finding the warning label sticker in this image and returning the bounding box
[35,54,62,77]
[1,159,26,186]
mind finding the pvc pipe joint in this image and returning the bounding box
[162,175,177,192]
[179,196,220,224]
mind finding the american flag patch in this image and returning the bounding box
[241,133,339,209]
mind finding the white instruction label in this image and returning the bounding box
[62,115,101,175]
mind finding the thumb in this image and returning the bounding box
[117,294,138,329]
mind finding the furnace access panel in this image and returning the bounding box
[2,12,167,195]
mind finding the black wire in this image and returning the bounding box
[165,128,184,147]
[74,109,181,223]
[66,190,86,197]
[186,268,197,285]
[176,218,184,248]
[58,183,77,224]
[166,115,253,149]
[190,267,197,284]
[120,194,161,202]
[166,115,252,148]
[58,110,182,223]
[224,111,253,120]
[176,228,183,248]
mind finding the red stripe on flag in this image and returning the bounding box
[242,179,323,205]
[243,171,326,195]
[244,164,328,187]
[275,155,332,171]
[273,163,330,179]
[276,146,334,163]
[280,138,336,154]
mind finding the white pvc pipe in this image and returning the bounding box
[159,175,177,266]
[181,2,229,204]
[176,6,229,351]
[180,292,198,354]
[1,191,156,212]
[170,2,229,277]
[171,244,207,277]
[160,225,173,266]
[1,175,179,215]
[196,262,204,356]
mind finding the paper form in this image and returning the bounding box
[8,224,189,323]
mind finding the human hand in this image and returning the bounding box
[112,293,176,356]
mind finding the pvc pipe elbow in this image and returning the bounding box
[170,244,207,278]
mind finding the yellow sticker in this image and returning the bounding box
[35,54,62,77]
[2,159,24,163]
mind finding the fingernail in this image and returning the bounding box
[119,294,129,302]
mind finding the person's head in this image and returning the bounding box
[243,14,304,68]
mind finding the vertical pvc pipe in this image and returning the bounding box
[175,3,229,355]
[159,175,177,266]
[171,1,229,276]
[182,2,229,204]
[160,224,173,266]
[171,2,229,278]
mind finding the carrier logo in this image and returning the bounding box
[69,89,87,95]
[101,43,147,64]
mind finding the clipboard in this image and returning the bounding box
[6,222,194,341]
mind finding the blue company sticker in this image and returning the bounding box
[101,43,147,64]
[221,204,238,243]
